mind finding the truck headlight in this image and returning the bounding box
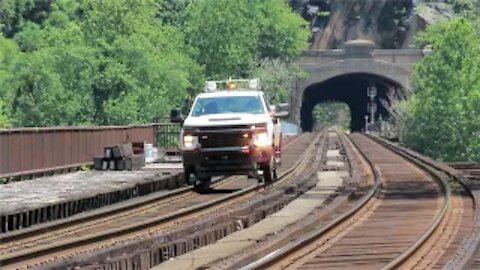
[183,135,198,149]
[253,132,271,147]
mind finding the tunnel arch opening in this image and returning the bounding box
[312,102,351,131]
[300,73,405,132]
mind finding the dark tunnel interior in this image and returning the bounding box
[300,73,404,132]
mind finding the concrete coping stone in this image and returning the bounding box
[0,164,182,215]
[327,150,341,158]
[326,161,346,168]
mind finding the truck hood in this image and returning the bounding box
[183,113,271,127]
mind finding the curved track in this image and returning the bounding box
[241,133,467,270]
[199,131,362,270]
[3,133,476,270]
[0,133,319,269]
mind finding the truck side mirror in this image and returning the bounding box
[277,103,289,111]
[170,108,184,124]
[274,111,289,118]
[269,105,276,116]
[274,103,289,118]
[269,105,280,124]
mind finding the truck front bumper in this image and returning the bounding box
[182,146,273,178]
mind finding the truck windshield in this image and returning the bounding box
[191,96,265,116]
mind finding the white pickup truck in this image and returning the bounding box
[170,79,283,191]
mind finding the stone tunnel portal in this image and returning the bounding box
[300,73,405,132]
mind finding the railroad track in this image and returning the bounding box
[441,162,480,269]
[0,133,321,269]
[448,163,480,180]
[371,138,478,270]
[191,131,362,270]
[236,133,475,270]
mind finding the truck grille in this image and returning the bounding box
[200,133,248,148]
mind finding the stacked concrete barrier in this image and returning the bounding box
[94,143,146,171]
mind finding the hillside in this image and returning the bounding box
[291,0,455,49]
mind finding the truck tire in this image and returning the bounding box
[263,166,273,184]
[262,158,276,184]
[184,168,195,185]
[194,176,211,193]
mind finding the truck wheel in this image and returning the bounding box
[262,158,275,184]
[184,168,195,185]
[263,165,274,184]
[194,177,211,193]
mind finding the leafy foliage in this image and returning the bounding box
[252,59,306,104]
[157,0,192,27]
[403,18,480,162]
[255,0,311,60]
[449,0,480,15]
[0,0,53,37]
[0,100,10,127]
[79,0,200,124]
[184,0,259,79]
[313,102,351,131]
[1,0,201,126]
[0,0,307,127]
[0,35,18,127]
[185,0,309,79]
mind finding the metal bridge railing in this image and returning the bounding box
[154,123,181,153]
[0,123,181,178]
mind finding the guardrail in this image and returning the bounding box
[154,123,181,153]
[0,123,181,179]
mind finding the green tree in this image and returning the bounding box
[313,102,351,131]
[0,0,309,127]
[157,0,192,27]
[7,51,79,126]
[255,0,310,60]
[2,0,201,126]
[0,0,53,37]
[185,0,309,79]
[449,0,479,15]
[0,34,19,127]
[404,18,480,162]
[0,100,9,127]
[2,1,97,126]
[79,0,200,124]
[252,58,306,104]
[185,0,259,79]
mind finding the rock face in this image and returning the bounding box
[296,0,416,49]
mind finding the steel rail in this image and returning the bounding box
[241,133,452,270]
[0,133,316,267]
[368,136,477,269]
[1,134,303,241]
[239,133,382,270]
[368,135,451,270]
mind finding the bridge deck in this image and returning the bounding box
[0,164,182,215]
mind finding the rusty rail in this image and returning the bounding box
[371,135,451,270]
[241,134,451,270]
[240,133,382,270]
[0,133,318,269]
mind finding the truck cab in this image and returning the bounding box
[171,79,282,190]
